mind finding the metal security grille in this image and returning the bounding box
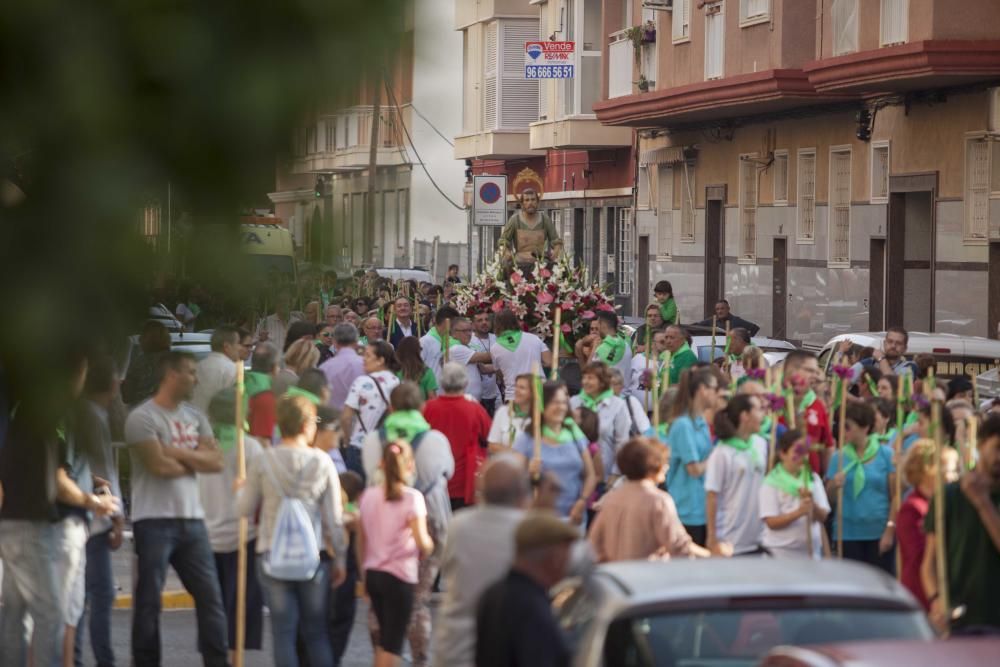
[740,157,758,261]
[966,138,990,241]
[829,148,852,265]
[618,208,634,295]
[797,149,816,241]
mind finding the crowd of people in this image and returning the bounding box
[1,267,999,667]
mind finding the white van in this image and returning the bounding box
[817,331,1000,379]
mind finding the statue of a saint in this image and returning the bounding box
[497,189,563,269]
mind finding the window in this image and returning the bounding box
[680,163,695,242]
[484,20,540,130]
[773,150,789,205]
[672,0,691,43]
[965,136,990,242]
[637,165,651,209]
[608,31,633,98]
[739,156,758,262]
[797,148,816,242]
[617,208,634,295]
[539,3,549,118]
[829,147,852,266]
[705,2,725,80]
[484,23,498,130]
[559,0,601,116]
[740,0,770,26]
[871,141,890,203]
[880,0,908,47]
[641,42,657,89]
[657,165,673,258]
[832,0,858,56]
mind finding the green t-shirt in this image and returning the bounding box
[924,482,1000,630]
[398,368,438,400]
[667,345,698,385]
[658,297,679,325]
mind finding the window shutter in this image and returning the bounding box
[673,0,691,41]
[637,165,650,209]
[681,163,695,241]
[880,0,908,46]
[966,138,990,241]
[705,5,725,80]
[829,149,852,264]
[743,0,769,21]
[641,43,657,87]
[499,20,540,129]
[797,150,816,241]
[539,8,549,118]
[832,0,858,56]
[871,143,890,202]
[740,158,758,260]
[773,151,789,204]
[657,165,673,258]
[483,22,498,130]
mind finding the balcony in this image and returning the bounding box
[290,106,411,174]
[609,30,634,99]
[529,116,631,150]
[453,130,543,160]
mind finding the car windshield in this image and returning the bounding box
[602,606,930,667]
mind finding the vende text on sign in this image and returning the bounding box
[524,41,576,79]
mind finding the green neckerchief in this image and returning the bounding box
[671,342,692,362]
[187,302,202,318]
[213,424,238,453]
[511,403,529,419]
[842,434,881,499]
[721,436,761,468]
[596,333,627,365]
[865,375,879,397]
[429,327,461,349]
[904,411,919,429]
[244,371,272,398]
[541,418,584,444]
[764,462,812,498]
[651,422,670,441]
[800,389,818,411]
[358,336,369,347]
[759,415,774,438]
[383,410,431,443]
[878,428,897,447]
[285,386,320,405]
[496,329,523,353]
[579,388,614,411]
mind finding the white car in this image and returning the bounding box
[817,331,1000,380]
[556,559,932,667]
[691,335,798,368]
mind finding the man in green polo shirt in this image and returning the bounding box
[663,324,698,385]
[922,414,1000,634]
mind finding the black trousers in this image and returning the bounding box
[683,524,707,548]
[841,539,895,575]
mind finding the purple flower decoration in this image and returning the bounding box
[746,368,767,381]
[832,364,853,380]
[766,393,786,412]
[912,395,930,410]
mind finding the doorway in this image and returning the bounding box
[886,175,936,331]
[772,238,787,339]
[591,207,602,280]
[704,186,726,319]
[990,242,1000,339]
[869,238,886,331]
[638,235,650,316]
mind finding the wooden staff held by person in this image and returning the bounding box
[531,363,542,481]
[550,305,562,381]
[234,361,249,667]
[836,371,848,558]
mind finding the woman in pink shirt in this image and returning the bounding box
[358,440,434,667]
[589,437,711,562]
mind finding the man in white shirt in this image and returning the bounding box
[255,292,301,352]
[490,309,551,402]
[629,328,668,412]
[420,308,490,385]
[191,325,243,414]
[432,456,531,667]
[447,317,493,402]
[470,312,500,417]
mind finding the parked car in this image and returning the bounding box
[121,331,214,377]
[370,267,435,285]
[816,332,1000,380]
[691,335,798,368]
[554,559,933,667]
[975,366,1000,402]
[148,303,184,332]
[758,638,1000,667]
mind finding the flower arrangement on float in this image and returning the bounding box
[453,252,616,352]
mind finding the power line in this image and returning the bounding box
[384,76,466,211]
[410,103,454,147]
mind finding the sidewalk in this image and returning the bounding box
[112,532,193,609]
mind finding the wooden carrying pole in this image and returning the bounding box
[234,362,248,667]
[550,306,562,381]
[443,318,451,365]
[932,395,951,635]
[652,366,661,434]
[644,326,652,411]
[895,388,905,579]
[768,411,778,473]
[804,475,815,559]
[836,376,848,559]
[710,315,718,363]
[531,363,542,474]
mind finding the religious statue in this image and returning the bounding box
[497,189,563,269]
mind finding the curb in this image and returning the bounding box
[114,590,194,610]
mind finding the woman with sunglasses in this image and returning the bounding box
[316,325,336,365]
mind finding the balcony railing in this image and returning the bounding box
[292,106,408,172]
[609,30,633,99]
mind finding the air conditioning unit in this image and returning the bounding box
[989,87,1000,135]
[643,0,674,10]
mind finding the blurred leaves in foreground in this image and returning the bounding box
[0,0,404,408]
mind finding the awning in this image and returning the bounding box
[639,146,686,166]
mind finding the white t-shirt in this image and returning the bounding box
[344,371,400,448]
[447,343,481,400]
[470,333,499,401]
[198,434,264,552]
[624,395,651,435]
[191,352,237,414]
[487,402,529,449]
[125,400,213,521]
[569,393,631,479]
[704,434,768,554]
[759,472,830,560]
[628,353,666,411]
[420,332,443,381]
[490,332,547,401]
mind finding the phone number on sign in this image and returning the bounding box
[525,65,575,79]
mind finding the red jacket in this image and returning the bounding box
[248,391,276,442]
[780,394,834,477]
[423,395,491,505]
[897,488,930,610]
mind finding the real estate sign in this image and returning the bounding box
[525,41,575,79]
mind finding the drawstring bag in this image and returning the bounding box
[260,451,321,581]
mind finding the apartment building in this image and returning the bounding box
[456,0,637,297]
[595,0,1000,346]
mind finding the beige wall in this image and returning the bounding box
[456,0,536,29]
[654,89,990,207]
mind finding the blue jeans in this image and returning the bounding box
[0,520,65,667]
[259,558,332,667]
[131,519,228,667]
[74,529,117,667]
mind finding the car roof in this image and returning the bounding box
[593,559,917,609]
[763,638,1000,667]
[692,335,797,350]
[821,331,1000,356]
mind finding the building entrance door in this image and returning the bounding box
[704,188,725,319]
[637,235,650,316]
[772,238,787,339]
[887,174,937,331]
[869,238,886,331]
[990,242,1000,339]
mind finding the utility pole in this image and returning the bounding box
[364,74,381,266]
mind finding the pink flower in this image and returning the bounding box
[540,268,552,278]
[491,300,505,313]
[582,310,595,319]
[561,323,572,333]
[538,291,554,304]
[561,301,574,311]
[597,303,615,312]
[510,272,523,285]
